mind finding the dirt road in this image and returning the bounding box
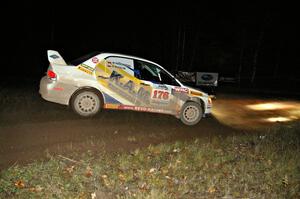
[1,80,299,169]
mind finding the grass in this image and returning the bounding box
[1,123,300,198]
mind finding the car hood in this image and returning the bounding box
[183,85,209,98]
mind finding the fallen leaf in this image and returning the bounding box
[205,162,209,168]
[101,175,110,187]
[176,160,182,164]
[282,175,288,187]
[29,185,43,192]
[149,168,156,173]
[267,159,272,165]
[138,182,148,191]
[101,174,108,179]
[91,192,96,199]
[118,173,125,181]
[14,180,25,188]
[208,186,216,193]
[173,148,180,153]
[65,165,75,174]
[85,166,93,177]
[103,179,110,187]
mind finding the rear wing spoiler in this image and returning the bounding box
[47,50,67,65]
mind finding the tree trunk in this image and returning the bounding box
[190,32,199,71]
[273,46,280,78]
[175,25,181,71]
[251,13,271,84]
[181,25,186,69]
[251,27,264,84]
[238,29,245,86]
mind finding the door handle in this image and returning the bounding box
[98,75,109,79]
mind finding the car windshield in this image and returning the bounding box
[69,52,100,66]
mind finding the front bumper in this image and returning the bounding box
[205,106,212,115]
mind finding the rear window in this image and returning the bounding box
[69,52,100,66]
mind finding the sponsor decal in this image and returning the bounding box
[92,57,99,64]
[196,72,218,86]
[104,104,119,109]
[78,66,93,74]
[152,90,169,100]
[95,60,188,113]
[78,64,94,75]
[53,87,64,91]
[118,105,173,115]
[106,61,135,74]
[173,87,189,93]
[201,74,214,81]
[108,71,151,105]
[171,88,189,102]
[107,62,127,70]
[112,61,131,70]
[50,54,60,59]
[80,64,94,71]
[154,84,168,90]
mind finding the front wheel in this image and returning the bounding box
[71,89,101,117]
[180,102,203,125]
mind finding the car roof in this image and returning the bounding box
[98,52,162,67]
[96,52,183,87]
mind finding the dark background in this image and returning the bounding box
[2,1,295,92]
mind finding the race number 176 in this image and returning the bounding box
[152,90,169,100]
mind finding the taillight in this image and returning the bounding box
[47,70,57,79]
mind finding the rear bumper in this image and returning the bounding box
[39,76,71,105]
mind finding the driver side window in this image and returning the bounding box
[134,60,160,83]
[134,60,179,86]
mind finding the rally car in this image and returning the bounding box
[39,50,212,125]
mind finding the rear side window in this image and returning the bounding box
[106,57,134,76]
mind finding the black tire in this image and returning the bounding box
[70,89,102,117]
[180,102,203,125]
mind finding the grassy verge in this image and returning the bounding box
[1,124,300,198]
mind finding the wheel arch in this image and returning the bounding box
[185,97,205,114]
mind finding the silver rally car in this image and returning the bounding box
[40,50,212,125]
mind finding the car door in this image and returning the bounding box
[97,56,138,106]
[133,60,180,111]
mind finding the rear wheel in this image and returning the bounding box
[180,102,203,125]
[71,89,101,117]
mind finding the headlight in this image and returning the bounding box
[208,97,212,105]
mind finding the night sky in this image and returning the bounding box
[2,1,291,90]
